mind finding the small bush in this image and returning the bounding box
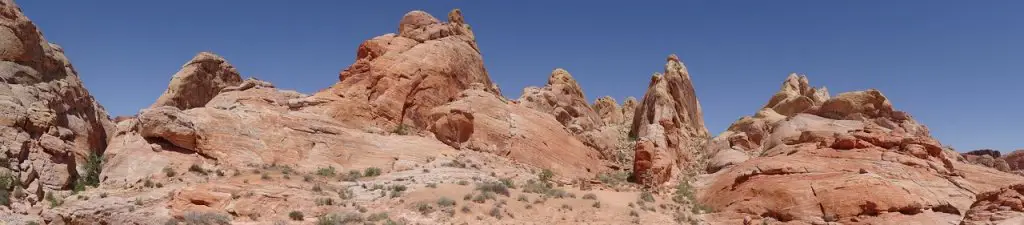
[341,170,362,181]
[442,160,466,168]
[463,193,473,200]
[639,191,655,202]
[261,173,271,180]
[80,152,103,187]
[315,214,340,225]
[437,197,456,207]
[303,175,313,182]
[280,166,294,175]
[312,184,323,192]
[0,172,13,205]
[99,192,108,198]
[315,198,334,206]
[316,166,336,177]
[592,201,602,208]
[629,210,639,217]
[416,202,434,215]
[367,212,389,221]
[183,211,230,225]
[582,193,598,200]
[288,211,304,220]
[561,204,572,211]
[364,167,382,177]
[475,182,510,197]
[45,192,62,208]
[538,169,554,183]
[143,178,155,188]
[189,164,208,175]
[499,178,516,189]
[426,183,437,188]
[488,207,502,219]
[517,195,528,202]
[392,124,410,135]
[460,205,471,213]
[457,180,469,186]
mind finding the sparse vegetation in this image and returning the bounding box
[367,212,389,221]
[315,197,334,206]
[437,197,456,207]
[364,167,382,177]
[261,173,271,180]
[460,205,471,213]
[99,192,108,198]
[488,207,502,219]
[630,210,639,217]
[416,202,434,215]
[288,211,304,220]
[582,193,598,200]
[392,124,410,135]
[499,178,516,189]
[463,193,473,200]
[640,191,655,203]
[597,171,629,185]
[341,170,362,181]
[592,201,602,208]
[79,152,103,188]
[0,172,14,206]
[517,195,528,202]
[316,166,336,177]
[303,174,313,182]
[457,180,469,186]
[426,183,437,188]
[144,178,155,188]
[442,160,467,168]
[189,164,208,175]
[475,182,510,196]
[538,169,554,183]
[312,183,323,192]
[561,204,572,211]
[182,211,230,225]
[45,192,62,208]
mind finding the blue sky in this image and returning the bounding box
[17,1,1023,152]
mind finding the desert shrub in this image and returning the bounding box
[538,169,554,183]
[367,212,389,221]
[437,197,456,207]
[392,124,410,135]
[488,207,502,219]
[288,211,304,220]
[517,195,528,202]
[442,160,466,168]
[426,183,437,188]
[416,202,434,215]
[79,152,103,187]
[592,201,602,208]
[475,182,510,196]
[364,167,382,177]
[316,166,336,177]
[340,170,361,181]
[312,184,323,192]
[0,172,13,205]
[315,198,334,206]
[189,164,208,175]
[456,180,469,186]
[499,178,516,189]
[182,211,230,225]
[582,193,597,200]
[640,191,655,202]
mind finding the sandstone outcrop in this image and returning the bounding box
[1003,150,1024,171]
[698,75,1024,224]
[428,84,605,177]
[0,0,113,212]
[963,149,1011,172]
[629,54,710,186]
[150,52,241,110]
[593,96,624,126]
[312,9,500,131]
[519,68,602,133]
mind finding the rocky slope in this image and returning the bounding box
[0,0,114,217]
[2,0,1022,224]
[697,75,1024,225]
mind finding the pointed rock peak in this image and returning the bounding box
[151,52,242,110]
[448,8,465,24]
[665,54,687,76]
[548,68,577,86]
[763,73,830,116]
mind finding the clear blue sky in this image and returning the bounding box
[17,1,1023,152]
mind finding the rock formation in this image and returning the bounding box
[150,52,241,110]
[1006,150,1024,171]
[519,68,603,133]
[629,54,710,186]
[962,149,1011,172]
[312,9,500,132]
[428,84,605,177]
[698,75,1024,224]
[593,96,624,126]
[0,0,113,214]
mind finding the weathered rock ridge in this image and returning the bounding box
[0,0,113,216]
[150,52,241,110]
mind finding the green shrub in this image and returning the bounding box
[538,169,554,183]
[499,178,516,189]
[416,202,434,215]
[475,182,510,197]
[341,170,361,181]
[364,167,382,177]
[437,197,456,207]
[640,191,655,203]
[80,152,103,187]
[162,165,177,176]
[189,164,208,175]
[182,211,230,225]
[0,171,13,206]
[316,166,336,177]
[288,211,304,220]
[392,124,410,135]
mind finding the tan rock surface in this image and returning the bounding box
[150,52,242,110]
[311,9,499,132]
[519,68,603,133]
[0,0,113,214]
[630,55,710,186]
[698,75,1024,225]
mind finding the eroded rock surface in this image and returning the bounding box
[698,75,1024,225]
[150,52,241,110]
[630,54,710,186]
[0,0,113,217]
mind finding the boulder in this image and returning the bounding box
[630,54,710,186]
[519,68,603,133]
[150,52,242,110]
